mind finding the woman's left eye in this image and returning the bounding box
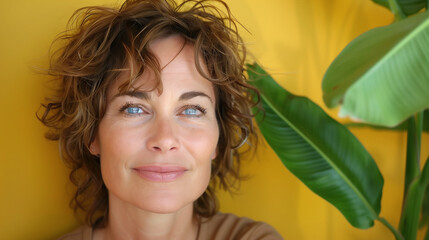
[180,105,206,117]
[183,108,199,115]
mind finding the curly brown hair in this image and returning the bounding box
[39,0,259,227]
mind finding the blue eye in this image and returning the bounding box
[120,102,145,115]
[183,108,199,116]
[126,107,143,114]
[180,104,206,117]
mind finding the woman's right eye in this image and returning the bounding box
[119,102,146,116]
[125,107,143,114]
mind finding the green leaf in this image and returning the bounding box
[322,11,429,127]
[345,110,429,132]
[376,0,407,21]
[403,112,424,202]
[399,156,429,240]
[373,0,426,17]
[420,184,429,227]
[247,63,384,229]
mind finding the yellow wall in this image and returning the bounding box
[0,0,427,239]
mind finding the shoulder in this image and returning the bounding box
[57,226,92,240]
[198,212,283,240]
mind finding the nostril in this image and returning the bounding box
[152,146,162,151]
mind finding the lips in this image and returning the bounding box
[132,165,187,182]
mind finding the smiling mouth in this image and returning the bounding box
[132,166,187,182]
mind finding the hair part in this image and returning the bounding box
[39,0,260,227]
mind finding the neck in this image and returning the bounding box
[93,195,199,240]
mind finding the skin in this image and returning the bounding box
[90,35,219,240]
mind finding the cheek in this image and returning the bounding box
[189,130,218,190]
[97,122,145,183]
[181,124,218,187]
[98,122,145,157]
[184,126,219,161]
[191,155,213,200]
[200,161,212,188]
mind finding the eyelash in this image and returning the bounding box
[119,102,146,115]
[118,102,207,117]
[180,104,207,117]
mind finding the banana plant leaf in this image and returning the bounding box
[398,156,429,240]
[372,0,426,17]
[420,184,429,227]
[322,11,429,127]
[346,109,429,132]
[247,63,384,229]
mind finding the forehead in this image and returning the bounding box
[150,34,193,69]
[107,35,212,98]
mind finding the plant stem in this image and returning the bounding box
[388,0,406,20]
[399,156,429,239]
[403,112,423,202]
[397,112,424,239]
[378,217,404,240]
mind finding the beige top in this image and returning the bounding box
[58,212,283,240]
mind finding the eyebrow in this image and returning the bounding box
[113,91,151,100]
[179,91,213,103]
[112,90,213,103]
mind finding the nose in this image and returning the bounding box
[146,117,180,153]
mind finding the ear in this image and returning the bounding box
[89,135,100,156]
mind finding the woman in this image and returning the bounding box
[40,0,282,239]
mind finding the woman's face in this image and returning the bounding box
[90,35,219,214]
